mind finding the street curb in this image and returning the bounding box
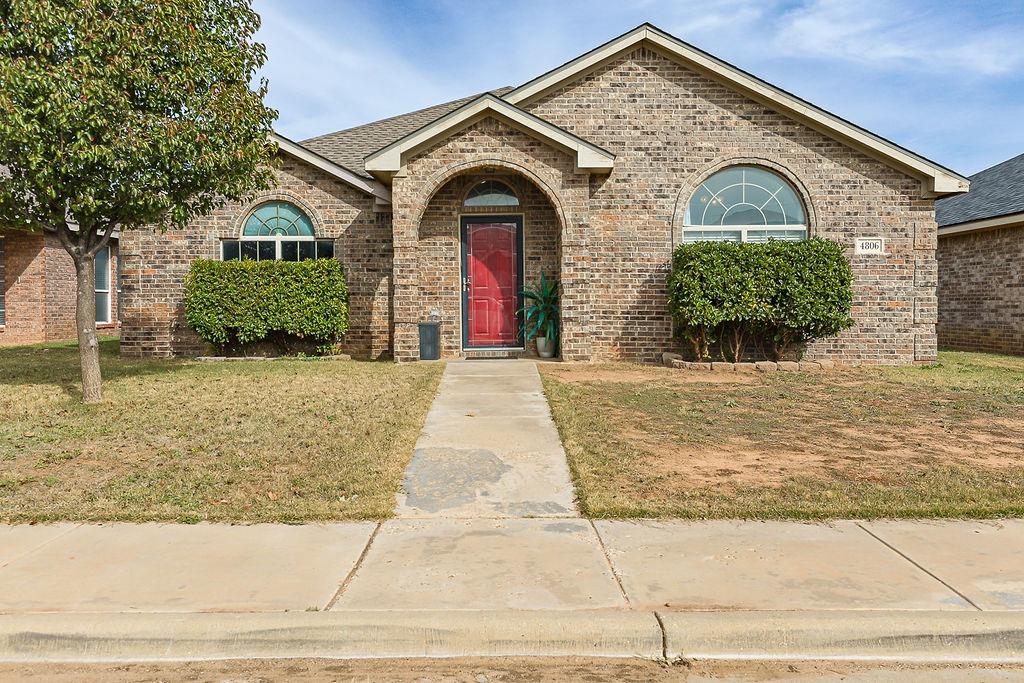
[2,610,1024,664]
[660,610,1024,663]
[0,610,662,662]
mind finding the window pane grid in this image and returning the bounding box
[222,239,336,261]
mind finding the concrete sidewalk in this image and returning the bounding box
[1,519,1024,662]
[1,360,1023,662]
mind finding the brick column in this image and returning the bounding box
[556,183,593,362]
[390,174,422,362]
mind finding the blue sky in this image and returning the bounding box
[253,0,1024,176]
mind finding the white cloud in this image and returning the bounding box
[254,0,448,139]
[774,0,1024,77]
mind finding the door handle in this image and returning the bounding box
[463,276,472,289]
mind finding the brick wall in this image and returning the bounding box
[0,230,118,346]
[0,230,46,345]
[417,173,560,357]
[522,46,937,364]
[937,225,1024,355]
[119,157,392,358]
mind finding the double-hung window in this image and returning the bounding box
[95,246,112,325]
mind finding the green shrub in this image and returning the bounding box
[184,259,349,354]
[667,239,853,361]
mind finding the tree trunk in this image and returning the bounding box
[73,255,103,403]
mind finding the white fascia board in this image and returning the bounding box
[505,25,968,197]
[364,95,614,174]
[938,212,1024,237]
[271,133,392,204]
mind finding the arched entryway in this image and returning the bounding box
[415,169,563,358]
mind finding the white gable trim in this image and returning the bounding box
[363,94,615,174]
[271,133,392,204]
[505,24,969,198]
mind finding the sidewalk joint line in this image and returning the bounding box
[855,522,983,611]
[653,610,669,662]
[325,521,382,610]
[0,523,83,570]
[588,519,631,608]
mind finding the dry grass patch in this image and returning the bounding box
[0,338,442,522]
[541,352,1024,519]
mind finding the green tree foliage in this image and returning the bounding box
[0,0,278,401]
[668,239,853,361]
[184,259,349,354]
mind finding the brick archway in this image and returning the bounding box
[390,153,592,363]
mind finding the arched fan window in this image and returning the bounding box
[683,166,807,243]
[221,201,335,261]
[464,180,520,208]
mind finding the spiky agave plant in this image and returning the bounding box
[521,273,559,347]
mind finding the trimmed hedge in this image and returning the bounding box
[667,239,853,361]
[184,258,349,353]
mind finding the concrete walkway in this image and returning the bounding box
[394,360,576,518]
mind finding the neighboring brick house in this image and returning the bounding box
[936,153,1024,355]
[121,23,969,364]
[0,229,119,346]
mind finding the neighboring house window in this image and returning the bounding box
[221,200,334,261]
[683,166,807,243]
[464,180,519,208]
[95,246,112,325]
[0,237,5,326]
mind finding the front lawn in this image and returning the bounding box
[0,339,442,522]
[541,352,1024,519]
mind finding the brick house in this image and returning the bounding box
[936,153,1023,355]
[0,229,119,346]
[120,24,968,364]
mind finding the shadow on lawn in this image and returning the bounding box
[0,337,189,397]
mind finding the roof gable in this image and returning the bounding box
[505,23,968,198]
[363,94,615,175]
[301,89,513,179]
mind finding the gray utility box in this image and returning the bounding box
[418,322,440,361]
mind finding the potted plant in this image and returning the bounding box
[522,273,559,359]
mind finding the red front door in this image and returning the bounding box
[463,220,520,348]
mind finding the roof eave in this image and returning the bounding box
[938,211,1024,237]
[271,133,392,204]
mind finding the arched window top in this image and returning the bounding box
[242,201,315,237]
[683,166,807,244]
[464,180,519,208]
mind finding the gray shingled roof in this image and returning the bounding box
[937,153,1024,227]
[302,87,513,179]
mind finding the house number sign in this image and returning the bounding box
[855,237,886,255]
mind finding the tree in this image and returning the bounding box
[0,0,277,402]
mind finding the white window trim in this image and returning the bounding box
[95,246,112,325]
[237,234,317,260]
[680,225,808,243]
